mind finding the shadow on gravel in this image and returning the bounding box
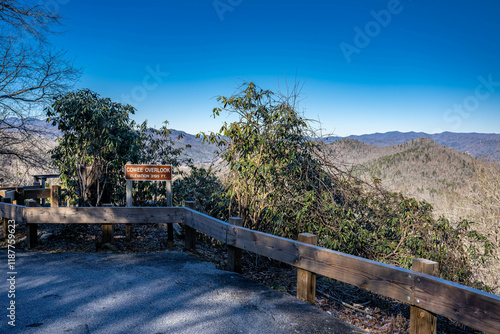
[1,251,364,334]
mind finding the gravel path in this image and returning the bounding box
[1,251,365,334]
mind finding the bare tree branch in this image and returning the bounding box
[0,0,80,177]
[0,0,61,41]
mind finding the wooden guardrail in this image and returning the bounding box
[0,184,57,206]
[1,202,499,333]
[1,183,62,247]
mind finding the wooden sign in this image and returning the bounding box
[125,164,172,181]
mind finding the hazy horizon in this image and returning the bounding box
[16,117,500,137]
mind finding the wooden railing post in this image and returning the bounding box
[13,188,24,206]
[125,225,132,247]
[40,177,47,206]
[166,181,173,248]
[125,179,133,247]
[1,217,6,238]
[26,200,38,249]
[297,233,317,304]
[227,217,243,273]
[1,198,11,238]
[50,185,60,207]
[102,204,114,244]
[184,201,197,251]
[410,258,438,334]
[1,190,15,203]
[33,181,42,205]
[125,223,132,247]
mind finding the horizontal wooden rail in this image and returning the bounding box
[0,185,45,191]
[23,188,52,200]
[1,188,52,200]
[32,174,60,180]
[1,203,499,333]
[414,273,500,332]
[183,209,414,302]
[23,207,186,225]
[0,202,24,221]
[0,190,16,201]
[182,208,500,334]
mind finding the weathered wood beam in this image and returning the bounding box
[0,185,44,191]
[25,200,38,249]
[32,174,60,179]
[1,198,11,238]
[227,217,243,273]
[183,209,233,243]
[297,233,317,304]
[0,202,24,221]
[185,209,412,302]
[166,181,173,248]
[101,204,114,244]
[410,258,438,334]
[184,208,500,333]
[0,190,16,201]
[50,185,61,207]
[23,188,51,200]
[23,207,185,225]
[413,270,500,334]
[184,201,197,251]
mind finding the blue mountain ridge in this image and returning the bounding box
[10,118,499,161]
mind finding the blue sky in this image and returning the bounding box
[51,0,500,136]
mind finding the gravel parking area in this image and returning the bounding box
[1,251,365,334]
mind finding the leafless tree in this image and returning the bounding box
[0,0,80,180]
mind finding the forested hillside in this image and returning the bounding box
[328,138,473,214]
[327,137,498,221]
[327,137,500,292]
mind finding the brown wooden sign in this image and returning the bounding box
[125,164,171,181]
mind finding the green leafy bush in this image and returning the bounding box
[47,89,190,207]
[197,82,494,287]
[173,166,228,221]
[47,89,139,206]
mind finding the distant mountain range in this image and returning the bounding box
[322,131,499,161]
[172,130,499,163]
[7,118,498,162]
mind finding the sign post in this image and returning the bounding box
[126,177,133,247]
[125,163,173,248]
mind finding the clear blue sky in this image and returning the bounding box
[51,0,500,136]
